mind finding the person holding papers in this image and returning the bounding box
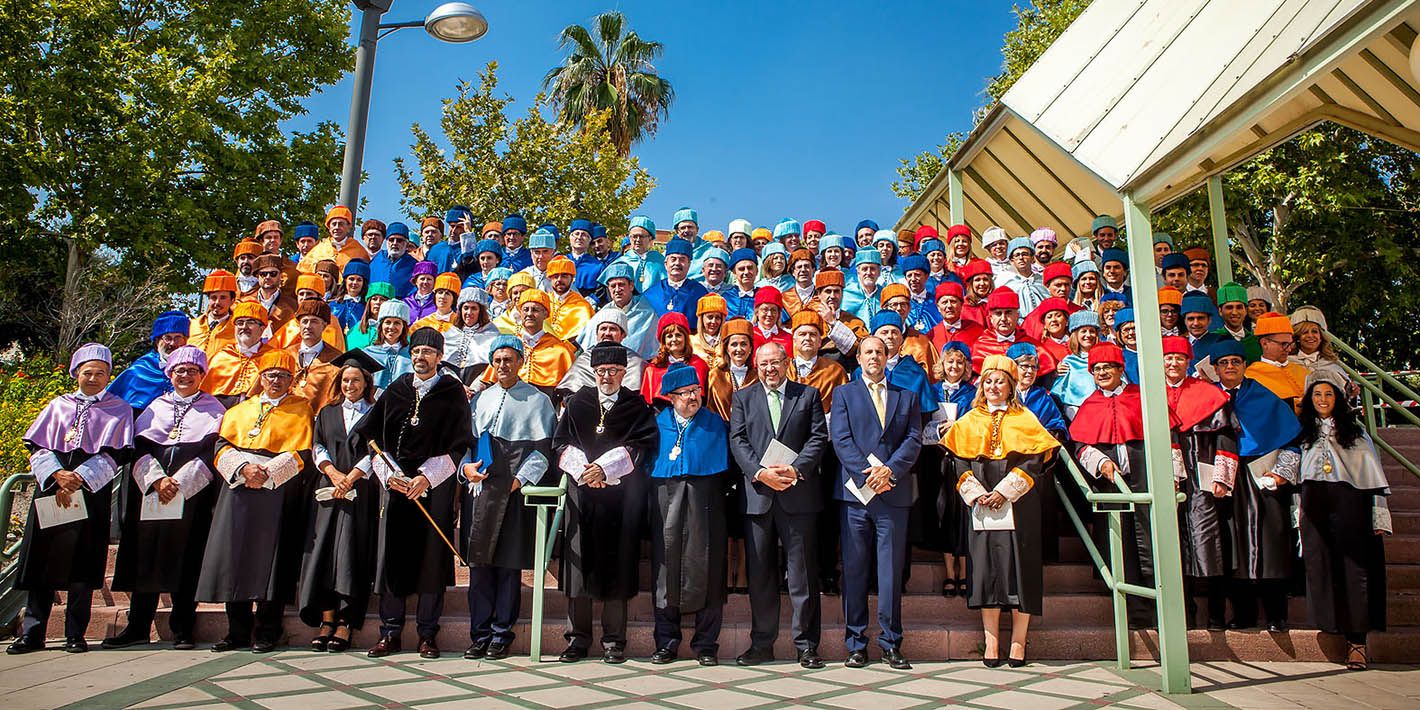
[355,327,473,659]
[105,346,224,651]
[197,350,314,654]
[729,341,830,668]
[1067,343,1158,631]
[9,344,133,655]
[943,354,1059,668]
[459,335,556,661]
[553,342,659,663]
[297,349,385,653]
[829,336,922,669]
[648,363,730,666]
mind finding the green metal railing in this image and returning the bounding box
[519,475,568,662]
[1052,449,1186,672]
[1328,334,1420,478]
[0,472,35,630]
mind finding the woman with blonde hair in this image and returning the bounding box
[1289,306,1346,380]
[943,354,1059,667]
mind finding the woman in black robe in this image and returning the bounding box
[1297,370,1390,670]
[942,355,1059,668]
[298,351,383,652]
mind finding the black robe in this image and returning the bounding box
[954,453,1047,615]
[553,387,659,600]
[111,434,219,593]
[1301,481,1387,636]
[353,373,473,596]
[297,402,380,628]
[460,381,555,569]
[16,449,122,589]
[1174,408,1239,579]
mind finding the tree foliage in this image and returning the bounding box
[0,0,352,357]
[395,62,656,237]
[542,11,675,157]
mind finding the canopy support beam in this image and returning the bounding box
[1122,194,1193,695]
[1207,175,1233,284]
[948,169,964,225]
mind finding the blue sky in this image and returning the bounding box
[290,0,1019,233]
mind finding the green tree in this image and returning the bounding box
[395,62,656,238]
[542,10,675,157]
[0,0,352,357]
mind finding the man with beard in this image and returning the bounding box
[644,239,709,327]
[371,222,418,298]
[104,346,225,650]
[554,342,660,663]
[203,302,278,408]
[191,270,240,359]
[243,254,300,330]
[476,289,576,402]
[233,240,264,296]
[300,205,370,273]
[110,310,191,412]
[559,308,647,395]
[460,335,556,660]
[544,256,595,341]
[587,263,660,359]
[357,328,474,659]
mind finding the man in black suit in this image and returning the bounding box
[830,336,922,669]
[729,341,830,668]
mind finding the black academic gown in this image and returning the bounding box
[554,387,659,600]
[354,373,474,597]
[297,402,380,628]
[1174,409,1239,579]
[954,453,1047,615]
[460,382,556,570]
[17,449,123,590]
[111,434,219,593]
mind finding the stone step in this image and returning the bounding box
[59,608,1420,664]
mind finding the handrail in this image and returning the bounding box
[0,473,34,562]
[1328,334,1420,406]
[1328,334,1420,480]
[521,474,568,663]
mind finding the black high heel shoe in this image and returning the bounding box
[327,624,351,653]
[983,651,1003,668]
[310,622,336,652]
[954,574,968,597]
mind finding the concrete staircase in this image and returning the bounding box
[49,429,1420,663]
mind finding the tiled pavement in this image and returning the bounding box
[2,647,1419,709]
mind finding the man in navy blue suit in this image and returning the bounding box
[829,335,921,669]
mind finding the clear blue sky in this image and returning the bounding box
[290,0,1018,233]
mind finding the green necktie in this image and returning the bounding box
[768,388,782,432]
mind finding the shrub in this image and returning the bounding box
[0,357,70,476]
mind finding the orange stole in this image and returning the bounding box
[705,366,757,421]
[901,331,941,382]
[299,238,371,274]
[202,343,276,397]
[189,316,236,360]
[546,291,595,340]
[780,287,816,316]
[942,405,1059,461]
[1246,361,1311,411]
[789,358,849,413]
[479,333,576,388]
[268,316,347,351]
[286,344,344,413]
[217,393,314,455]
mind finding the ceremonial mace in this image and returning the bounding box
[368,440,467,567]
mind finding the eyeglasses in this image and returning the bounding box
[256,270,280,278]
[262,371,293,381]
[593,367,624,377]
[170,366,204,377]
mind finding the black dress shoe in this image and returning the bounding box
[464,640,490,659]
[697,652,718,666]
[558,645,587,663]
[7,637,42,654]
[821,578,841,596]
[603,646,626,664]
[735,647,773,666]
[251,640,276,654]
[1228,619,1257,631]
[1267,621,1288,633]
[797,647,825,669]
[650,647,677,664]
[173,637,196,650]
[367,636,400,658]
[418,638,440,659]
[844,650,869,668]
[486,642,510,660]
[1206,619,1226,632]
[211,638,242,653]
[63,638,89,653]
[101,629,151,649]
[884,648,912,670]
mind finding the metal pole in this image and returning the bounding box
[948,169,964,225]
[1123,194,1192,694]
[339,5,385,210]
[1207,175,1233,284]
[1108,512,1130,669]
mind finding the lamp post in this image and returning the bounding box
[339,1,488,209]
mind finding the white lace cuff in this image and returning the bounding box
[956,472,988,505]
[74,453,118,491]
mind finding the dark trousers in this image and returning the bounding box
[841,503,909,652]
[468,565,521,645]
[1229,578,1288,627]
[745,505,820,650]
[816,448,842,586]
[379,592,444,640]
[21,584,93,642]
[1184,577,1228,627]
[566,597,627,650]
[224,600,285,645]
[126,591,199,639]
[653,604,723,655]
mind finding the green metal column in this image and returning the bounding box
[948,169,964,225]
[1207,175,1233,284]
[1122,194,1193,694]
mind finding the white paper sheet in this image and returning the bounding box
[972,501,1015,531]
[314,486,358,502]
[1247,450,1281,490]
[1196,461,1216,491]
[923,402,959,446]
[34,494,88,529]
[759,439,799,468]
[845,478,876,505]
[140,491,184,521]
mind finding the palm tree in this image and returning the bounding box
[543,11,674,157]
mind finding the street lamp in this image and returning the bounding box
[338,1,488,210]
